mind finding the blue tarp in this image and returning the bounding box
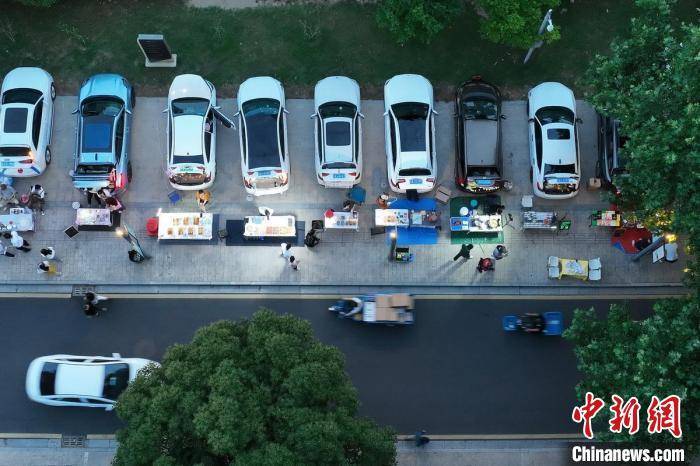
[384,198,439,245]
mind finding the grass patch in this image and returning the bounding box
[0,0,697,98]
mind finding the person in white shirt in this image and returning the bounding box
[0,241,15,257]
[280,242,292,259]
[10,231,30,252]
[40,247,56,260]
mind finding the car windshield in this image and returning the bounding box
[3,108,28,133]
[463,99,497,120]
[2,89,41,105]
[325,121,351,146]
[102,364,130,401]
[39,362,58,396]
[76,163,113,175]
[0,146,30,158]
[398,168,431,176]
[392,102,429,152]
[172,98,209,117]
[536,106,574,125]
[547,128,570,140]
[544,163,576,176]
[319,102,356,119]
[242,98,281,169]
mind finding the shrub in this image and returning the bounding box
[376,0,463,45]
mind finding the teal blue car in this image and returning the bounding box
[72,74,134,194]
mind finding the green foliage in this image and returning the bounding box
[114,310,396,466]
[14,0,59,6]
[564,299,700,455]
[375,0,463,45]
[584,0,700,252]
[474,0,561,49]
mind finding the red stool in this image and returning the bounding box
[146,217,159,237]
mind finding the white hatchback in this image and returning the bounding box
[528,82,581,199]
[0,67,55,177]
[312,76,363,188]
[166,74,233,191]
[384,74,437,194]
[25,354,156,410]
[237,77,290,196]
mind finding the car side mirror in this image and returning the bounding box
[358,112,365,119]
[576,118,583,124]
[283,108,290,115]
[432,109,439,115]
[383,111,388,116]
[528,118,535,123]
[125,108,132,115]
[501,114,507,120]
[105,405,115,412]
[233,111,240,118]
[162,108,169,113]
[214,105,221,110]
[310,113,316,119]
[68,169,74,177]
[71,108,79,115]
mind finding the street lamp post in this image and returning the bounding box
[523,9,554,64]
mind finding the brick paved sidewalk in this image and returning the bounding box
[0,98,688,292]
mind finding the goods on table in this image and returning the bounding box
[158,212,213,240]
[244,215,296,237]
[75,208,112,227]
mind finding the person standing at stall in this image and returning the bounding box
[453,243,473,261]
[10,231,31,252]
[197,190,211,212]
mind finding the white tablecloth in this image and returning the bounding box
[244,215,296,237]
[158,212,213,240]
[0,209,34,232]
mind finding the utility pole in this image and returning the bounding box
[523,9,554,65]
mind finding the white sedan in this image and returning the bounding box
[313,76,363,188]
[166,74,233,191]
[25,353,156,410]
[527,82,581,199]
[384,74,437,194]
[237,77,290,196]
[0,67,55,177]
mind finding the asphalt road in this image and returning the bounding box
[0,297,654,435]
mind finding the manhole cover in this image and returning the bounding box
[61,435,86,448]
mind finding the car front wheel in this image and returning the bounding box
[45,147,52,165]
[50,84,56,101]
[127,162,133,183]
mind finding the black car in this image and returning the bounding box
[597,114,628,191]
[454,76,505,193]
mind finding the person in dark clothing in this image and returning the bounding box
[453,243,473,261]
[477,257,495,273]
[128,249,145,263]
[83,303,99,318]
[414,430,430,447]
[304,229,320,248]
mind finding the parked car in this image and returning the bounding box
[166,74,233,191]
[71,74,135,194]
[25,353,156,410]
[454,76,505,193]
[0,67,55,177]
[312,76,363,188]
[527,82,581,199]
[384,74,437,194]
[597,114,628,192]
[237,77,290,196]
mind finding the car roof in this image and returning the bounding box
[314,76,360,108]
[0,104,32,144]
[385,74,433,106]
[542,123,576,165]
[465,119,498,166]
[54,363,104,398]
[169,74,212,101]
[529,82,575,112]
[323,118,353,164]
[173,115,204,157]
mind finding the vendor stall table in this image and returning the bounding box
[244,215,296,237]
[451,214,501,233]
[0,208,34,232]
[324,211,358,230]
[75,208,112,230]
[522,211,557,230]
[158,212,213,240]
[375,209,409,227]
[591,210,622,227]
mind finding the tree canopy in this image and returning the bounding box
[113,310,396,466]
[474,0,561,50]
[564,300,699,455]
[375,0,463,45]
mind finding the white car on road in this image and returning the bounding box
[0,67,55,177]
[528,82,581,199]
[313,76,363,188]
[237,77,290,196]
[166,74,233,191]
[384,74,436,194]
[25,353,156,410]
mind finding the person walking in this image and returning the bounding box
[453,243,473,261]
[289,256,300,270]
[84,291,108,306]
[304,229,320,248]
[414,430,430,447]
[82,302,103,318]
[128,248,147,263]
[40,247,56,260]
[0,241,15,258]
[477,257,495,273]
[37,260,60,275]
[492,244,508,260]
[196,189,211,212]
[10,231,31,252]
[280,242,292,259]
[27,184,46,215]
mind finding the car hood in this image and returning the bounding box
[80,74,129,104]
[1,67,52,94]
[314,76,360,108]
[169,74,212,101]
[385,74,433,107]
[238,77,285,106]
[529,82,575,112]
